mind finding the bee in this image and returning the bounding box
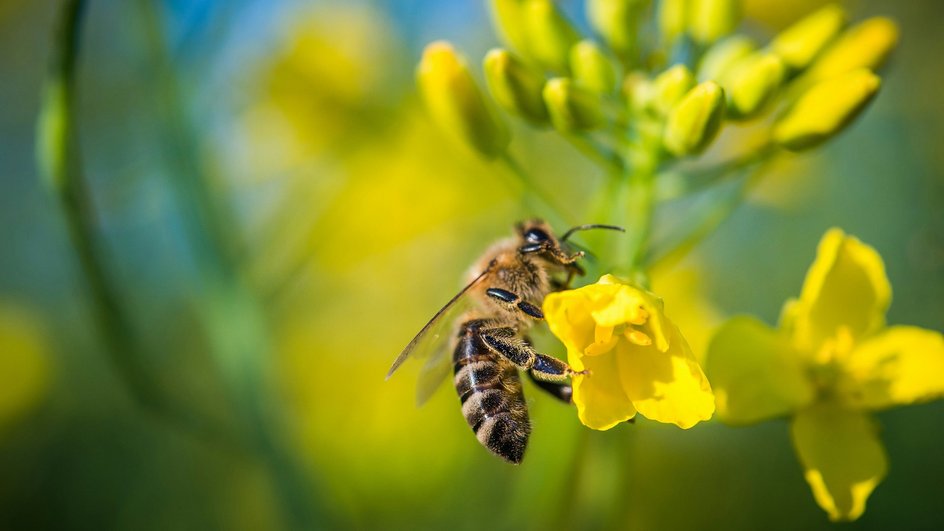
[386,220,623,464]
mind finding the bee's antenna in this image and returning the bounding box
[560,224,625,243]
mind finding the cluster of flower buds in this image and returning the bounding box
[416,0,898,162]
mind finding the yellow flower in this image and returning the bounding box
[544,275,715,431]
[705,228,944,521]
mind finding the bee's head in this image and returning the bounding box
[515,219,557,254]
[514,220,625,261]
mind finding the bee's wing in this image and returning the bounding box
[386,268,491,402]
[412,298,470,406]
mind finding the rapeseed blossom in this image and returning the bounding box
[544,275,714,431]
[705,229,944,520]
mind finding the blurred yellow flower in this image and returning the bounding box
[705,228,944,521]
[805,17,899,83]
[417,41,510,158]
[663,80,726,156]
[0,305,51,432]
[544,275,715,431]
[774,68,881,151]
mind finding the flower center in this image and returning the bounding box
[808,326,856,399]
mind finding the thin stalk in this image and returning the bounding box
[608,120,661,282]
[561,133,625,174]
[135,3,333,527]
[647,160,772,272]
[36,0,237,445]
[659,142,777,200]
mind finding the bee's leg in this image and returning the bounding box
[478,327,587,383]
[520,335,573,404]
[551,262,585,291]
[485,288,544,320]
[527,370,573,404]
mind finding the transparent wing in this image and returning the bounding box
[413,300,468,406]
[386,268,492,403]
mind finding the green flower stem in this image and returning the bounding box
[646,160,773,271]
[561,133,625,174]
[607,119,662,284]
[36,0,243,447]
[660,142,777,200]
[136,3,334,527]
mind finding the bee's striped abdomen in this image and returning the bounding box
[454,320,530,464]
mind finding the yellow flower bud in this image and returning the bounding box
[570,40,617,94]
[651,64,695,116]
[586,0,649,60]
[806,17,899,81]
[543,77,605,132]
[698,35,756,82]
[488,0,532,58]
[659,0,688,44]
[483,48,549,125]
[663,81,726,156]
[724,52,785,120]
[623,70,654,112]
[523,0,581,73]
[773,68,881,151]
[770,4,847,71]
[417,41,510,158]
[688,0,741,45]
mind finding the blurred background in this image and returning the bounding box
[1,0,942,529]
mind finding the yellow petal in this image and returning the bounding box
[544,288,598,354]
[791,228,891,354]
[570,349,637,431]
[840,326,944,410]
[705,316,814,425]
[545,275,711,430]
[618,319,715,428]
[790,403,887,521]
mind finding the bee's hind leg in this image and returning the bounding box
[527,370,573,404]
[478,327,588,384]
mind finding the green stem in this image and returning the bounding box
[36,0,236,445]
[135,4,334,527]
[607,120,661,283]
[646,160,772,272]
[561,133,624,174]
[659,142,777,201]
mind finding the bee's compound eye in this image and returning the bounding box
[524,228,550,243]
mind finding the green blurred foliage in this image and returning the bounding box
[0,0,942,530]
